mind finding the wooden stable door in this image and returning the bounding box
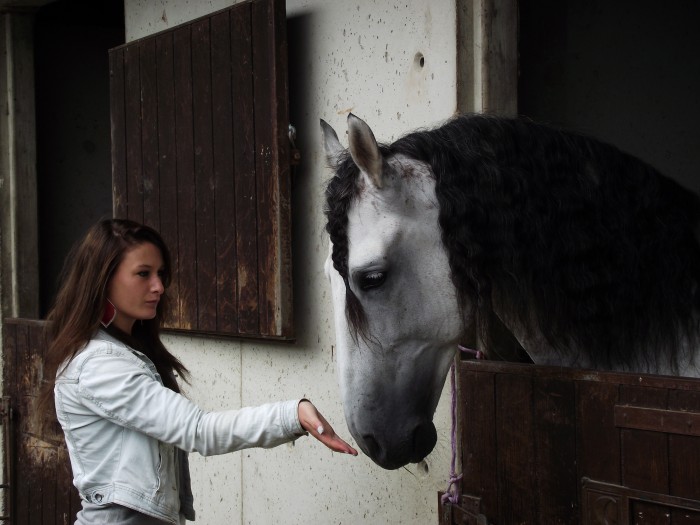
[2,319,80,524]
[439,360,700,524]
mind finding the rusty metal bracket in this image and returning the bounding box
[439,493,488,525]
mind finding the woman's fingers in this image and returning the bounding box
[298,400,358,456]
[312,418,358,455]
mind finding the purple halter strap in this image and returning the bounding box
[441,344,484,506]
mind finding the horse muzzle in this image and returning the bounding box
[356,420,437,470]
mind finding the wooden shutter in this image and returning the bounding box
[109,0,293,339]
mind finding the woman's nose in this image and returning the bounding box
[152,277,164,293]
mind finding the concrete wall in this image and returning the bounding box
[124,1,459,524]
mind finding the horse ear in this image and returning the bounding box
[347,113,383,189]
[320,119,345,168]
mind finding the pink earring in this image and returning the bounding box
[101,299,117,328]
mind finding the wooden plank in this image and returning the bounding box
[191,18,217,332]
[155,31,181,328]
[15,323,30,524]
[231,2,259,335]
[619,385,669,523]
[172,25,197,330]
[576,380,621,485]
[123,43,143,223]
[668,389,700,503]
[56,445,75,524]
[27,441,43,525]
[28,325,46,441]
[2,322,17,397]
[109,47,127,218]
[27,325,47,525]
[41,448,57,525]
[495,372,537,524]
[210,9,237,333]
[463,360,700,392]
[615,405,700,437]
[251,0,292,337]
[267,0,292,338]
[16,323,30,435]
[252,0,277,336]
[533,376,578,524]
[139,37,160,231]
[459,366,498,520]
[2,323,18,523]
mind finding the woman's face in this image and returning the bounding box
[106,242,165,334]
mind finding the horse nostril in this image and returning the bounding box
[361,434,381,459]
[411,423,437,463]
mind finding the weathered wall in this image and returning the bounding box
[124,1,459,523]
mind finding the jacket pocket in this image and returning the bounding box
[155,442,177,495]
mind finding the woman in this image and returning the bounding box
[41,219,357,525]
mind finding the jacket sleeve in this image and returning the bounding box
[76,349,305,456]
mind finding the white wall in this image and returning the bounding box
[125,1,459,524]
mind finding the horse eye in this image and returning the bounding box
[359,271,386,290]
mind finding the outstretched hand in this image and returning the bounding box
[298,400,358,456]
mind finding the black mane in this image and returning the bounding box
[325,114,700,371]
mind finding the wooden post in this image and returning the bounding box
[457,0,518,116]
[0,11,40,327]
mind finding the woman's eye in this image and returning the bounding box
[359,271,386,290]
[138,271,149,277]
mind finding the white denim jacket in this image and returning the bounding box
[55,330,304,524]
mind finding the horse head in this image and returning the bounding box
[322,113,700,469]
[322,114,467,469]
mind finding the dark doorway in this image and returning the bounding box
[35,0,124,316]
[518,0,700,196]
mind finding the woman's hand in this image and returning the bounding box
[298,400,358,456]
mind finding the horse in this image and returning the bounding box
[321,113,700,470]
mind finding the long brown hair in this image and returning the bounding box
[40,219,190,415]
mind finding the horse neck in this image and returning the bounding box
[487,306,594,369]
[490,296,700,379]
